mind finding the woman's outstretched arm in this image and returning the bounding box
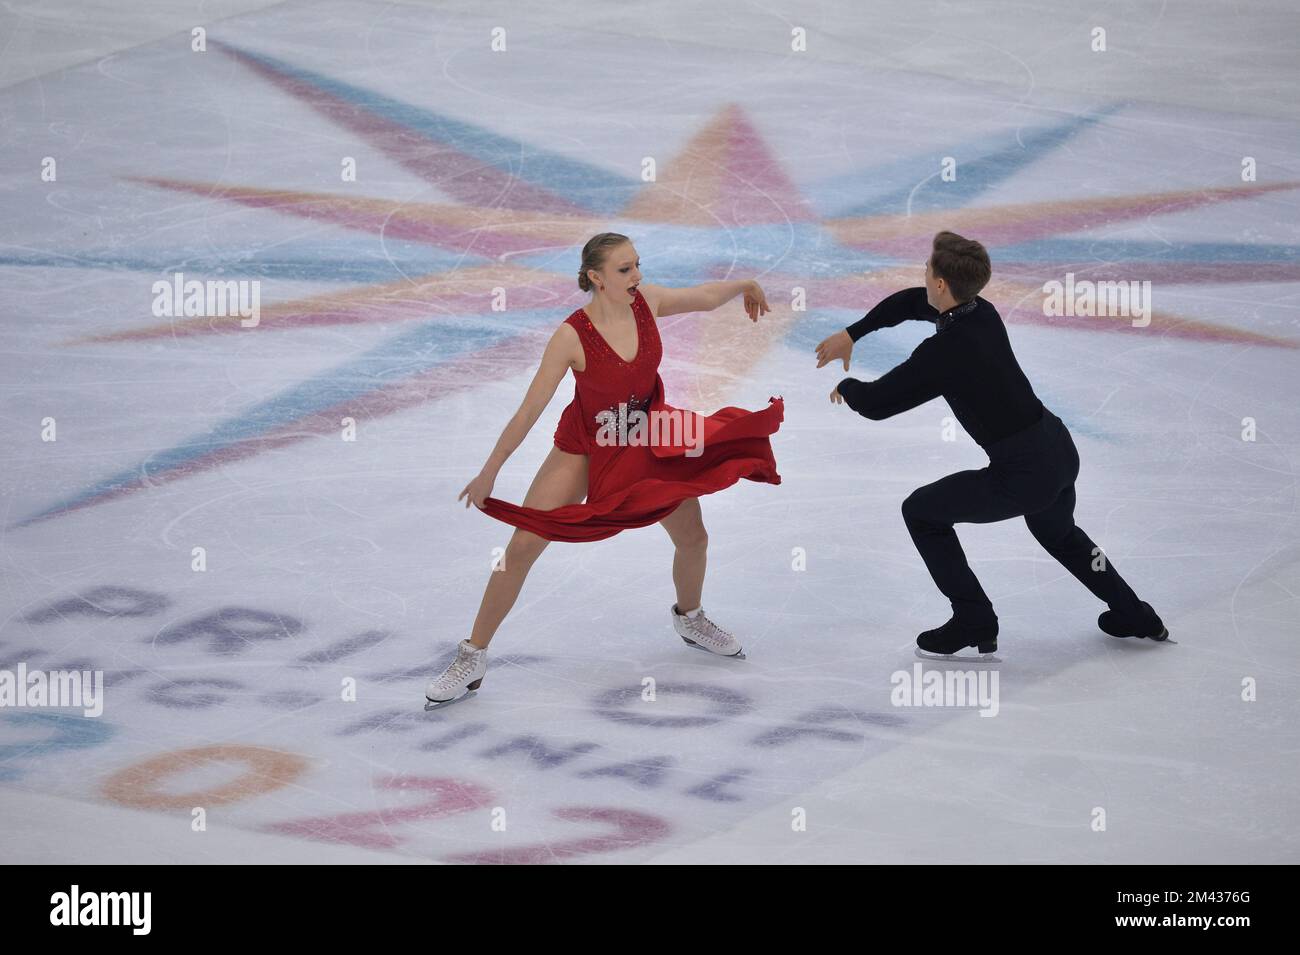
[458,325,577,509]
[640,280,770,321]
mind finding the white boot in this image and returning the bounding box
[671,603,744,657]
[425,640,487,703]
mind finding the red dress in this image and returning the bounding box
[480,288,784,542]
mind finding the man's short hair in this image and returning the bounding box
[930,231,991,302]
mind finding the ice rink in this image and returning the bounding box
[1,0,1298,863]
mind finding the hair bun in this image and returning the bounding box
[577,232,631,293]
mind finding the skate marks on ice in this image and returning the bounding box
[0,584,998,863]
[1,0,1298,864]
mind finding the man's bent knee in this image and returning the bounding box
[901,490,928,524]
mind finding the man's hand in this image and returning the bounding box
[815,329,853,371]
[829,383,845,405]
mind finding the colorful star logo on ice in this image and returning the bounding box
[8,41,1298,527]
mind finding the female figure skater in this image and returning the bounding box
[426,233,784,704]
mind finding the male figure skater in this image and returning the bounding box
[816,231,1168,656]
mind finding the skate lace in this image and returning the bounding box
[692,612,733,645]
[439,646,479,687]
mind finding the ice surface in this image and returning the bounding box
[1,0,1297,863]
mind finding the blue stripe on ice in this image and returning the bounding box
[0,240,485,283]
[784,309,917,368]
[993,239,1300,264]
[224,44,637,215]
[810,106,1125,218]
[20,309,567,524]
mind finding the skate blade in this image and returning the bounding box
[1106,627,1174,643]
[914,647,1001,665]
[681,636,746,660]
[424,689,478,711]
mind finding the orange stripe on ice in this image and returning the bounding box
[986,276,1299,348]
[126,176,603,251]
[622,104,814,226]
[67,266,579,343]
[803,270,1297,349]
[826,182,1300,255]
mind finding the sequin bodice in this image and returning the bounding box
[557,289,663,450]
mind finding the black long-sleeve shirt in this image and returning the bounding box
[836,287,1044,449]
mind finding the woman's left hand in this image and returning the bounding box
[829,384,844,405]
[743,281,770,322]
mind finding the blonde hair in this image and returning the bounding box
[578,232,631,292]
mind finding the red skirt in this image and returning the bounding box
[480,392,784,543]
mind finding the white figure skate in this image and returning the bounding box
[671,604,745,658]
[425,639,487,708]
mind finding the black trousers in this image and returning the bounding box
[901,407,1142,626]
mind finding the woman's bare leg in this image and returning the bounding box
[467,447,588,648]
[659,497,708,611]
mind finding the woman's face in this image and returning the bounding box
[596,244,642,303]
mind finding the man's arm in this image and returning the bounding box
[836,337,945,420]
[845,287,939,342]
